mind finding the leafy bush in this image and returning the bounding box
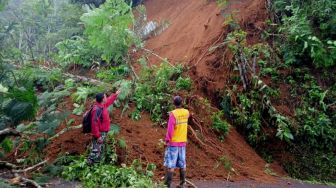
[275,0,336,68]
[62,132,155,188]
[293,78,336,151]
[0,137,13,153]
[211,111,230,137]
[3,87,38,126]
[38,90,71,108]
[131,62,190,124]
[176,77,192,91]
[0,0,84,61]
[19,66,63,90]
[222,29,293,145]
[62,157,155,188]
[96,64,130,82]
[80,0,140,62]
[71,86,103,103]
[284,149,336,183]
[55,36,100,68]
[0,180,15,188]
[218,156,232,171]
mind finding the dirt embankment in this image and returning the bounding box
[46,0,287,183]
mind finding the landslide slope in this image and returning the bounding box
[47,0,285,182]
[131,0,284,182]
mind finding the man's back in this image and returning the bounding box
[171,108,189,143]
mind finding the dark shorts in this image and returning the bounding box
[164,146,186,169]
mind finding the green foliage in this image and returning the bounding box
[218,156,232,171]
[80,0,139,62]
[275,0,336,68]
[132,62,188,124]
[3,87,38,125]
[35,111,70,136]
[19,66,63,90]
[211,111,230,137]
[0,0,9,11]
[71,86,102,103]
[284,149,336,183]
[0,0,84,61]
[38,90,71,108]
[110,124,121,135]
[33,174,51,184]
[62,156,155,188]
[0,180,16,188]
[72,103,85,115]
[216,0,227,8]
[96,64,130,82]
[113,80,133,101]
[175,77,192,91]
[0,137,13,153]
[293,77,336,151]
[223,29,293,145]
[55,36,100,68]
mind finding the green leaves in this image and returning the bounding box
[275,114,294,142]
[35,111,70,136]
[211,111,230,138]
[4,87,38,125]
[0,137,13,153]
[55,36,100,68]
[1,0,84,61]
[72,103,85,115]
[97,65,130,82]
[277,1,336,68]
[71,86,102,103]
[80,0,137,62]
[176,77,192,91]
[62,157,155,188]
[132,62,189,124]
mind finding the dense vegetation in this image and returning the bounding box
[214,0,336,183]
[0,0,335,186]
[271,0,336,182]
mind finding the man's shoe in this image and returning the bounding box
[164,171,173,188]
[177,169,186,188]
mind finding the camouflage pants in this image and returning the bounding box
[87,132,107,164]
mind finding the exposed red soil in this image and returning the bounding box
[45,96,91,160]
[44,0,288,184]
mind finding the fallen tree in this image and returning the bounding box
[0,160,48,188]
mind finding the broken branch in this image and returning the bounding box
[48,124,83,141]
[0,161,18,169]
[13,160,48,173]
[142,48,176,68]
[0,128,21,143]
[186,179,198,188]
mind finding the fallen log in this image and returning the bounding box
[0,128,21,143]
[12,64,111,87]
[13,160,48,173]
[0,161,18,169]
[2,160,48,188]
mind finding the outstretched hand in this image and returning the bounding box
[116,89,121,95]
